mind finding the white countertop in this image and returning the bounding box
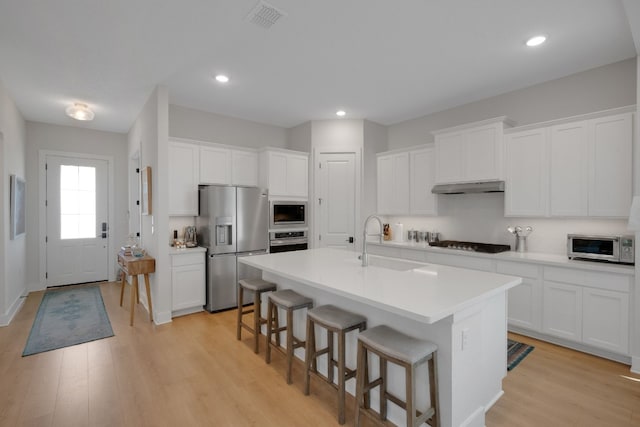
[370,241,635,275]
[168,246,207,255]
[238,248,521,324]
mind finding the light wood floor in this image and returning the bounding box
[0,282,638,426]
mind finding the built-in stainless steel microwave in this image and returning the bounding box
[567,234,634,265]
[270,201,307,229]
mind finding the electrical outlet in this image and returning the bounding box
[461,328,470,351]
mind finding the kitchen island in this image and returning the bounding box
[239,248,522,427]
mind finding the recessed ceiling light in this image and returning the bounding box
[526,35,547,47]
[65,103,95,121]
[336,110,346,117]
[215,74,230,83]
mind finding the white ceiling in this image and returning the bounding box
[0,0,637,133]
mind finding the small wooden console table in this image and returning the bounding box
[118,252,156,326]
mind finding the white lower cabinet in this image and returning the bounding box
[425,252,494,272]
[171,251,206,314]
[542,267,630,354]
[582,287,629,354]
[542,281,583,341]
[369,244,632,358]
[497,261,542,332]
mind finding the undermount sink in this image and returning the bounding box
[352,255,427,271]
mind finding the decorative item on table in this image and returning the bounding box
[507,226,533,253]
[121,234,139,255]
[383,224,391,241]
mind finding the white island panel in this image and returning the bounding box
[239,248,521,427]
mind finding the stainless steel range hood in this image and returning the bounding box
[431,181,505,194]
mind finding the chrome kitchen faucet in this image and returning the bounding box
[361,214,383,266]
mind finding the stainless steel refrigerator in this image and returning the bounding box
[197,185,269,312]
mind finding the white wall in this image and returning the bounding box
[363,120,387,225]
[287,121,311,152]
[633,55,640,373]
[383,58,636,255]
[128,86,171,324]
[389,194,628,255]
[169,104,288,149]
[24,122,128,290]
[0,79,27,325]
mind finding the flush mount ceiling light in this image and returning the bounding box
[215,74,230,83]
[65,103,95,121]
[336,110,346,117]
[526,35,547,47]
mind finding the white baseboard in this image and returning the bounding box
[484,390,504,412]
[155,311,172,325]
[460,406,485,427]
[171,306,204,318]
[0,293,27,326]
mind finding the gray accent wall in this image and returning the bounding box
[0,79,26,325]
[388,58,637,150]
[169,104,287,149]
[25,121,128,293]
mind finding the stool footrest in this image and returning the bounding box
[363,377,383,393]
[385,391,405,410]
[313,347,330,357]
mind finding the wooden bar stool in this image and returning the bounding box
[355,325,439,427]
[304,305,367,425]
[265,289,313,384]
[237,278,277,353]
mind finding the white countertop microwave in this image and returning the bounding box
[567,234,634,265]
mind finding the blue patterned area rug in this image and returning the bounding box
[507,339,534,371]
[22,285,114,356]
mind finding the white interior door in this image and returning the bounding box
[317,153,356,250]
[46,155,109,286]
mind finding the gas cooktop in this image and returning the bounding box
[429,240,511,254]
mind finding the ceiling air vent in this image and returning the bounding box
[246,1,286,29]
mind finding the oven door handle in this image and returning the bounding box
[270,238,308,246]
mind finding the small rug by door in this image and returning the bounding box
[22,285,114,356]
[507,339,534,371]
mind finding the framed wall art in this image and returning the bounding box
[10,174,26,239]
[141,166,152,215]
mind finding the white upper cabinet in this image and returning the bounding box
[549,121,590,216]
[504,128,548,217]
[200,146,232,185]
[260,149,309,199]
[588,113,633,217]
[377,145,437,216]
[434,132,464,184]
[505,109,633,218]
[433,117,512,184]
[199,144,260,187]
[548,112,633,217]
[168,140,199,216]
[410,146,438,215]
[231,149,259,186]
[377,152,410,215]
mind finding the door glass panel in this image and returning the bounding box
[60,165,96,239]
